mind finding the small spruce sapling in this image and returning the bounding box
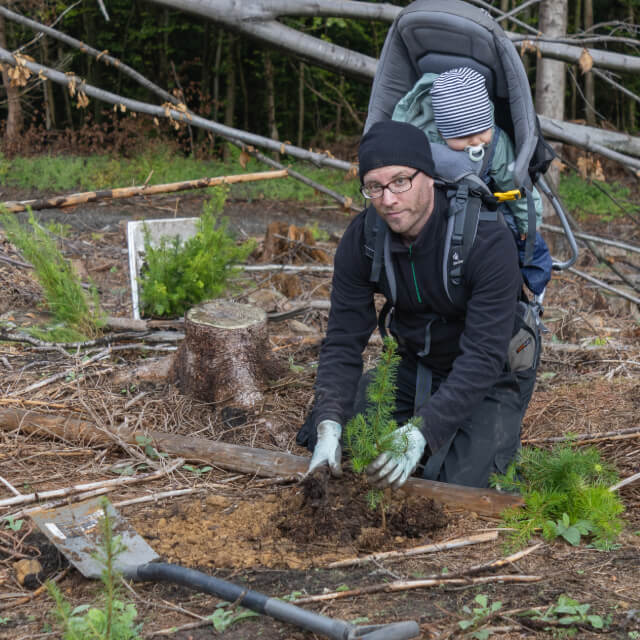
[490,444,625,550]
[139,193,255,318]
[47,498,142,640]
[344,337,421,525]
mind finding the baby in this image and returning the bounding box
[430,66,542,239]
[392,66,551,294]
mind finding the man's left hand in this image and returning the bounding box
[365,424,427,490]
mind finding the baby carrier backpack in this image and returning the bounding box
[364,0,579,312]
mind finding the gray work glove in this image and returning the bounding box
[365,424,427,490]
[307,420,342,477]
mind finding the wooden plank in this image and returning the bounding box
[0,408,523,516]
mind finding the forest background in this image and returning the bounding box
[1,0,639,173]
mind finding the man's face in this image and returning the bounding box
[362,165,435,243]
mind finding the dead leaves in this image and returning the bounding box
[76,91,89,109]
[160,101,190,131]
[577,155,605,181]
[63,72,89,108]
[7,53,34,87]
[239,150,252,169]
[519,39,541,59]
[579,48,594,73]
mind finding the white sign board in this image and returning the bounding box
[127,217,200,320]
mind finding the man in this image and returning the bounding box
[296,120,539,489]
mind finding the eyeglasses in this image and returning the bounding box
[360,169,421,199]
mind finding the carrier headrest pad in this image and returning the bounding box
[358,121,435,182]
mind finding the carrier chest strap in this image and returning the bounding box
[479,124,502,184]
[523,189,535,265]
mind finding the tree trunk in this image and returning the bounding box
[297,61,305,148]
[170,300,284,409]
[59,42,73,127]
[0,407,523,516]
[222,34,236,162]
[336,74,344,135]
[0,13,22,142]
[500,0,510,30]
[264,49,280,161]
[160,7,170,89]
[40,37,56,130]
[236,39,249,132]
[535,0,568,215]
[201,22,212,105]
[583,0,595,125]
[570,0,582,121]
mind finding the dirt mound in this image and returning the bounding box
[274,469,447,551]
[130,472,446,572]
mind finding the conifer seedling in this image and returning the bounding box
[491,443,626,550]
[344,336,421,527]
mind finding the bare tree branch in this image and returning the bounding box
[465,0,539,33]
[97,0,110,22]
[568,267,640,306]
[143,0,381,79]
[592,68,640,106]
[14,0,82,55]
[500,0,542,21]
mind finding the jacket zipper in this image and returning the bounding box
[408,245,423,304]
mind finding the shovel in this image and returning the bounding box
[30,497,421,640]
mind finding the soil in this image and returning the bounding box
[1,186,640,639]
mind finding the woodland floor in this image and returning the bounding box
[0,185,639,640]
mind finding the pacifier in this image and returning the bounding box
[465,144,486,161]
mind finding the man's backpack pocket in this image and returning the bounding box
[508,301,540,372]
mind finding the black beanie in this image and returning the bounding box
[358,120,435,183]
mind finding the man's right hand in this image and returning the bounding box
[307,420,342,476]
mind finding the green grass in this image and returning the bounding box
[0,145,362,205]
[556,173,632,221]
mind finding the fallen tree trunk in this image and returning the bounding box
[0,48,351,173]
[3,48,639,176]
[0,169,288,213]
[0,408,523,516]
[539,116,640,159]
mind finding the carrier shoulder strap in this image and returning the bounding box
[442,176,498,307]
[364,206,396,337]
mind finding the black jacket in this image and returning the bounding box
[313,187,522,452]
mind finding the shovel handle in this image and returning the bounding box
[136,563,421,640]
[351,621,421,640]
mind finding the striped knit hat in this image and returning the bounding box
[431,67,493,140]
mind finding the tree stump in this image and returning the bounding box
[171,300,283,408]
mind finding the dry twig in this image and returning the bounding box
[291,575,543,604]
[327,531,498,568]
[0,457,183,508]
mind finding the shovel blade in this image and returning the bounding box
[30,497,159,579]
